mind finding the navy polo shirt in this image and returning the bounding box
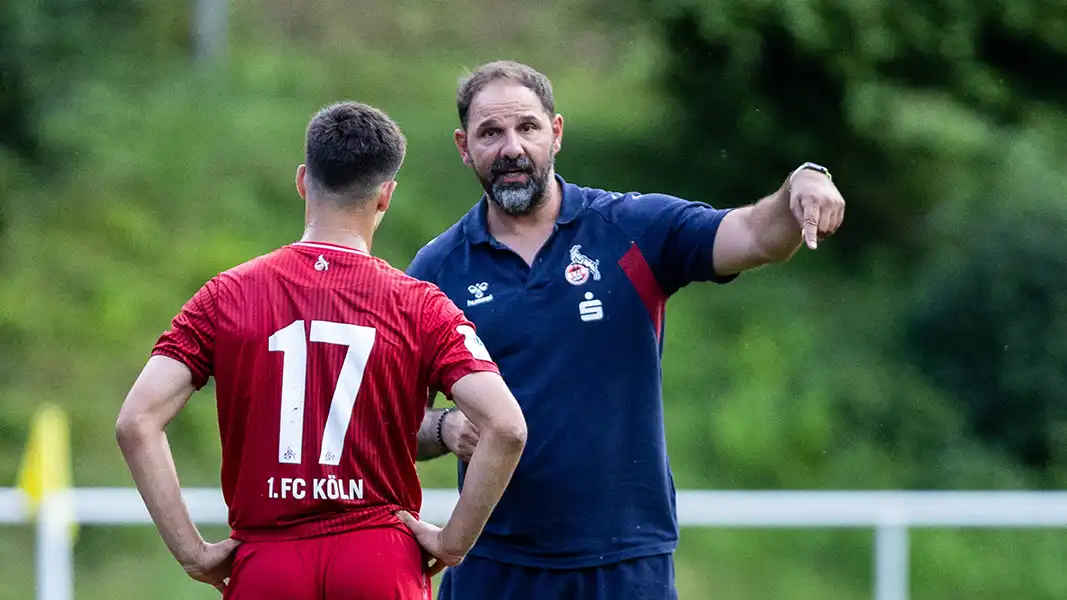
[407,175,734,569]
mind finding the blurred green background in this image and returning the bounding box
[2,0,1067,597]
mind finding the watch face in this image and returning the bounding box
[801,162,831,179]
[791,162,831,184]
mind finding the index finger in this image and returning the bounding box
[395,510,420,531]
[802,201,821,250]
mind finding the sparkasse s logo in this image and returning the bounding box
[578,292,603,322]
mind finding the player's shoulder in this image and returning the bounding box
[212,247,289,284]
[376,263,457,325]
[180,247,273,290]
[167,247,286,312]
[345,251,441,292]
[406,220,468,283]
[584,187,682,219]
[575,181,686,236]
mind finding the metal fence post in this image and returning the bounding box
[874,515,909,600]
[194,0,228,65]
[37,491,74,600]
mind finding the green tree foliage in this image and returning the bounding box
[907,204,1067,473]
[0,14,37,162]
[905,133,1067,475]
[623,0,1067,265]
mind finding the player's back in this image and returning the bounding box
[187,241,442,541]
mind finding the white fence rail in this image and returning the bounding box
[4,488,1067,600]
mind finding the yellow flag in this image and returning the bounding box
[17,404,77,536]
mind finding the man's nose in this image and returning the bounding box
[500,130,523,159]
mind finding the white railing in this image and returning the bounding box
[4,488,1067,600]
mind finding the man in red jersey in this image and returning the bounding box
[116,101,527,599]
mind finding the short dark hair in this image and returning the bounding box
[304,101,406,203]
[456,61,554,130]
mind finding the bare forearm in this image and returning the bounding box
[116,424,203,564]
[714,185,802,276]
[746,185,803,263]
[439,425,524,553]
[416,408,450,461]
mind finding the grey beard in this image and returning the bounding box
[491,182,541,215]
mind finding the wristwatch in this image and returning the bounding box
[789,162,832,183]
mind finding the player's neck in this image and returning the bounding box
[301,200,377,252]
[300,224,372,254]
[486,177,562,241]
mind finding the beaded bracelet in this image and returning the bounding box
[436,407,455,451]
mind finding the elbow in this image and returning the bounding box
[488,416,527,454]
[505,420,528,452]
[484,407,529,454]
[114,415,140,451]
[115,406,154,451]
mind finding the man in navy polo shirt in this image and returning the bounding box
[404,61,846,599]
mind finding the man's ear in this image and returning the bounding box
[372,180,397,232]
[295,165,309,200]
[455,129,472,166]
[552,114,564,154]
[377,179,397,213]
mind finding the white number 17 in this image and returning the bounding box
[267,320,376,466]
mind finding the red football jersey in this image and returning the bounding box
[152,241,498,541]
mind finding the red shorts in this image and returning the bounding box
[224,525,430,600]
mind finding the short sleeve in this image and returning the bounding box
[151,280,217,389]
[420,287,499,399]
[634,194,735,295]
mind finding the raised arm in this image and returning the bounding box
[712,163,845,276]
[115,356,238,591]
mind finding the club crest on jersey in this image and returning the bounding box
[314,255,329,271]
[564,245,601,286]
[467,282,493,307]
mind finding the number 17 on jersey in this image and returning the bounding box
[265,319,374,501]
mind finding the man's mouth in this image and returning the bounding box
[494,170,530,184]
